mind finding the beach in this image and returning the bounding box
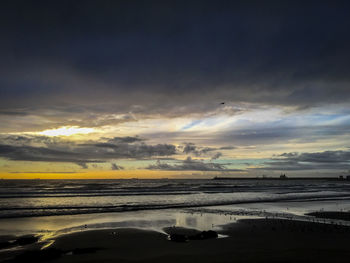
[2,216,350,263]
[50,218,350,263]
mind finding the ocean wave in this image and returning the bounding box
[1,191,350,219]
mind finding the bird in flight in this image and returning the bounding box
[220,102,225,105]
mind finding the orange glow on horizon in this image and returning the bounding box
[0,170,212,179]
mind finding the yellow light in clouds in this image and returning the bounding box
[38,126,95,136]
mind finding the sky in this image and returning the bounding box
[0,0,350,179]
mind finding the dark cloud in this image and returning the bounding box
[183,143,197,154]
[1,135,240,170]
[208,124,350,146]
[107,136,144,144]
[79,136,145,148]
[182,143,220,157]
[211,152,222,160]
[1,135,73,148]
[0,111,28,116]
[76,162,89,169]
[200,147,217,154]
[83,142,177,159]
[253,150,350,171]
[277,150,350,164]
[219,146,236,150]
[0,135,176,165]
[0,144,95,163]
[1,0,350,122]
[146,156,242,172]
[111,163,124,170]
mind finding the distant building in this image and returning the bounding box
[346,175,350,180]
[339,175,344,180]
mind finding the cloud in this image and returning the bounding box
[0,144,96,163]
[146,156,243,172]
[0,111,28,116]
[76,162,88,169]
[0,135,239,171]
[111,163,124,170]
[107,136,144,144]
[183,143,197,154]
[211,152,222,160]
[182,143,221,157]
[279,151,350,163]
[0,135,176,166]
[1,1,350,131]
[253,150,350,171]
[219,146,236,150]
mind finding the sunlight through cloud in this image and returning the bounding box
[37,126,95,136]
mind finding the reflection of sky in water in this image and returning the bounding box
[0,209,246,238]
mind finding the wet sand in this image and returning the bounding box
[3,218,350,263]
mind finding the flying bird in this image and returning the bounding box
[220,102,225,105]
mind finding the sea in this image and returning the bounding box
[1,179,350,238]
[1,179,350,218]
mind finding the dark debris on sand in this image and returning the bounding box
[165,227,218,242]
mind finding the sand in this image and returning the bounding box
[3,217,350,263]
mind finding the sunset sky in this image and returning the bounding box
[1,0,350,179]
